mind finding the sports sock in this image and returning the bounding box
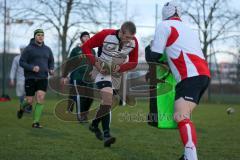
[178,119,198,160]
[92,105,102,128]
[100,105,111,137]
[33,103,44,123]
[92,117,101,128]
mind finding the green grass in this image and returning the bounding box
[0,99,239,160]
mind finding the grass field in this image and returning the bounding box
[0,98,239,160]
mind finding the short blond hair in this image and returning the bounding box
[121,21,136,34]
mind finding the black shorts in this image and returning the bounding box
[175,75,210,104]
[25,79,48,96]
[96,81,112,89]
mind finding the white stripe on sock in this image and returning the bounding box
[186,124,193,145]
[185,124,198,160]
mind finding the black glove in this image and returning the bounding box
[145,45,163,63]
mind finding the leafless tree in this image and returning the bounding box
[180,0,240,58]
[12,0,123,60]
[235,38,240,84]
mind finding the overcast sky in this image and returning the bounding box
[1,0,240,62]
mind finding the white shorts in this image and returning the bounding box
[91,67,122,89]
[16,81,25,97]
[91,56,126,89]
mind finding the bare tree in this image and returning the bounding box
[180,0,240,58]
[235,38,240,84]
[12,0,123,60]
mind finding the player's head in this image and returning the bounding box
[119,21,136,44]
[19,45,26,54]
[34,29,44,44]
[80,31,90,43]
[162,1,182,20]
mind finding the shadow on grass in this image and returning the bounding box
[27,127,70,139]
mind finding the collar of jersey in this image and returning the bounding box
[168,17,182,21]
[115,29,121,42]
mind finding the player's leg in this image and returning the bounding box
[99,87,113,136]
[79,96,93,122]
[72,80,82,121]
[17,79,35,119]
[84,97,93,115]
[79,82,94,122]
[32,90,46,128]
[67,79,76,112]
[89,81,113,142]
[174,98,198,160]
[175,76,210,160]
[96,86,115,147]
[19,96,24,104]
[18,81,32,113]
[16,81,24,103]
[32,79,47,128]
[17,96,34,119]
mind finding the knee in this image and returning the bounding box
[101,88,113,106]
[174,112,191,123]
[37,94,45,103]
[100,104,111,114]
[26,98,33,105]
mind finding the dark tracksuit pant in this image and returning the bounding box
[69,79,93,121]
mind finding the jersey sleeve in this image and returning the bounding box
[19,48,34,71]
[119,37,139,72]
[48,48,54,70]
[151,23,170,54]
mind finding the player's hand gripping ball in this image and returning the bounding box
[100,61,112,75]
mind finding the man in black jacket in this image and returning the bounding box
[18,29,54,128]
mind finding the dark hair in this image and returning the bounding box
[80,31,90,39]
[121,21,136,34]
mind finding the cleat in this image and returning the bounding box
[17,109,24,119]
[32,122,43,128]
[104,136,116,147]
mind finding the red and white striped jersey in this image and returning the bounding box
[82,29,138,73]
[151,17,210,82]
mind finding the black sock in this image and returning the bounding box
[102,112,110,137]
[92,104,111,134]
[97,105,111,137]
[92,117,101,128]
[91,104,104,128]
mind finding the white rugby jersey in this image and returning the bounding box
[151,17,210,82]
[101,32,136,61]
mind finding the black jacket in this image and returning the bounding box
[20,38,54,79]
